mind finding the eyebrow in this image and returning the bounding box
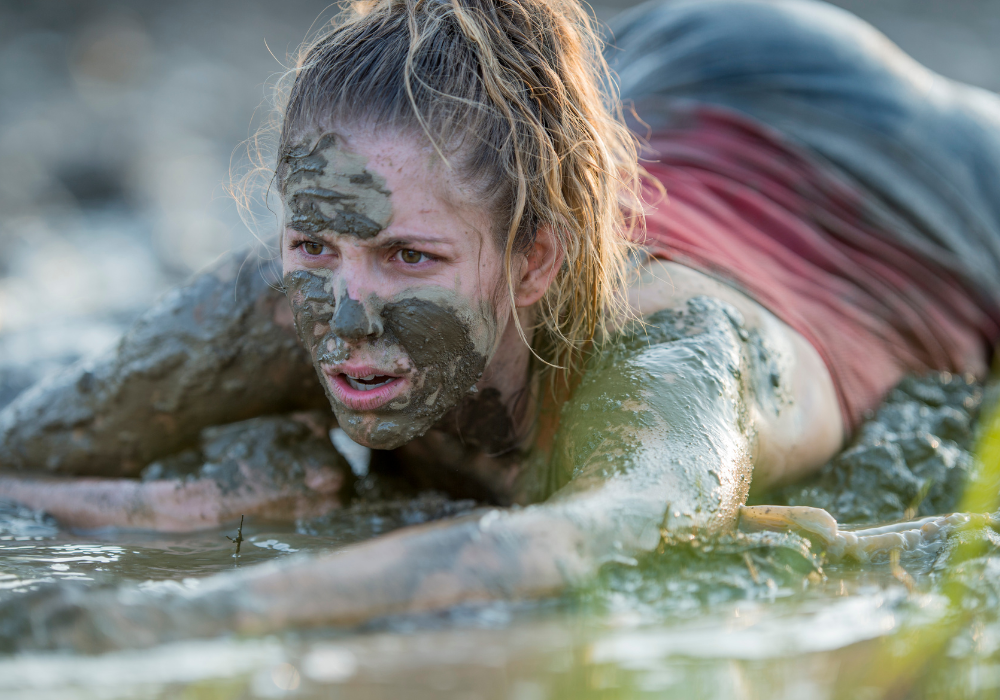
[285,229,330,244]
[286,228,450,250]
[375,235,450,250]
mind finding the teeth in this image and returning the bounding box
[345,376,393,392]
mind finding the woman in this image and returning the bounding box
[0,0,998,649]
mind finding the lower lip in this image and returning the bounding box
[327,372,406,411]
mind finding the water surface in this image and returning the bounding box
[2,373,999,699]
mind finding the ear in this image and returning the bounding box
[514,225,564,308]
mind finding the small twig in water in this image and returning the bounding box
[743,551,761,584]
[890,548,915,594]
[226,515,245,558]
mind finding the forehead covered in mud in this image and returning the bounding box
[279,132,393,239]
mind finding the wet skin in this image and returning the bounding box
[0,131,846,648]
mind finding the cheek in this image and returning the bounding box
[282,271,336,342]
[475,247,513,318]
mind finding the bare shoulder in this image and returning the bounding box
[627,258,772,328]
[626,258,845,487]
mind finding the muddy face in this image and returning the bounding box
[280,131,509,450]
[284,269,498,449]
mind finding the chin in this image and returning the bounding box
[331,408,439,451]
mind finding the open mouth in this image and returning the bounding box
[324,366,407,411]
[343,374,396,391]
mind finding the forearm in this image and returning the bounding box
[200,507,591,632]
[0,247,328,476]
[2,506,594,652]
[0,474,225,531]
[0,465,347,533]
[223,482,716,634]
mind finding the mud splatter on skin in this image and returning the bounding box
[281,133,392,240]
[450,388,517,455]
[283,269,498,451]
[142,412,352,521]
[0,249,327,476]
[388,387,523,505]
[543,297,760,540]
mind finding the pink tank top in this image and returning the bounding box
[639,105,998,430]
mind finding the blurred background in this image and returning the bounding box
[1,0,998,406]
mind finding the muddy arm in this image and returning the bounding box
[0,507,591,652]
[2,439,741,652]
[541,296,756,542]
[0,412,351,531]
[233,315,758,631]
[0,467,347,533]
[0,249,328,476]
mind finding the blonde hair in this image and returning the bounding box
[255,0,642,380]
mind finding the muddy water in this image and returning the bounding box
[0,516,988,700]
[2,374,1000,699]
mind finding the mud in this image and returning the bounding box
[280,133,392,239]
[332,296,372,340]
[755,372,987,524]
[544,297,759,539]
[141,413,352,519]
[283,269,496,450]
[385,391,524,505]
[450,388,516,455]
[0,249,328,476]
[581,371,996,636]
[745,326,794,418]
[297,492,481,538]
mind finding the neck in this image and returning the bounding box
[432,306,537,456]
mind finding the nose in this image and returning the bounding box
[331,295,380,340]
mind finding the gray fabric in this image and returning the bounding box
[607,0,1000,313]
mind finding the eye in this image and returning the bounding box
[398,249,426,264]
[302,241,325,256]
